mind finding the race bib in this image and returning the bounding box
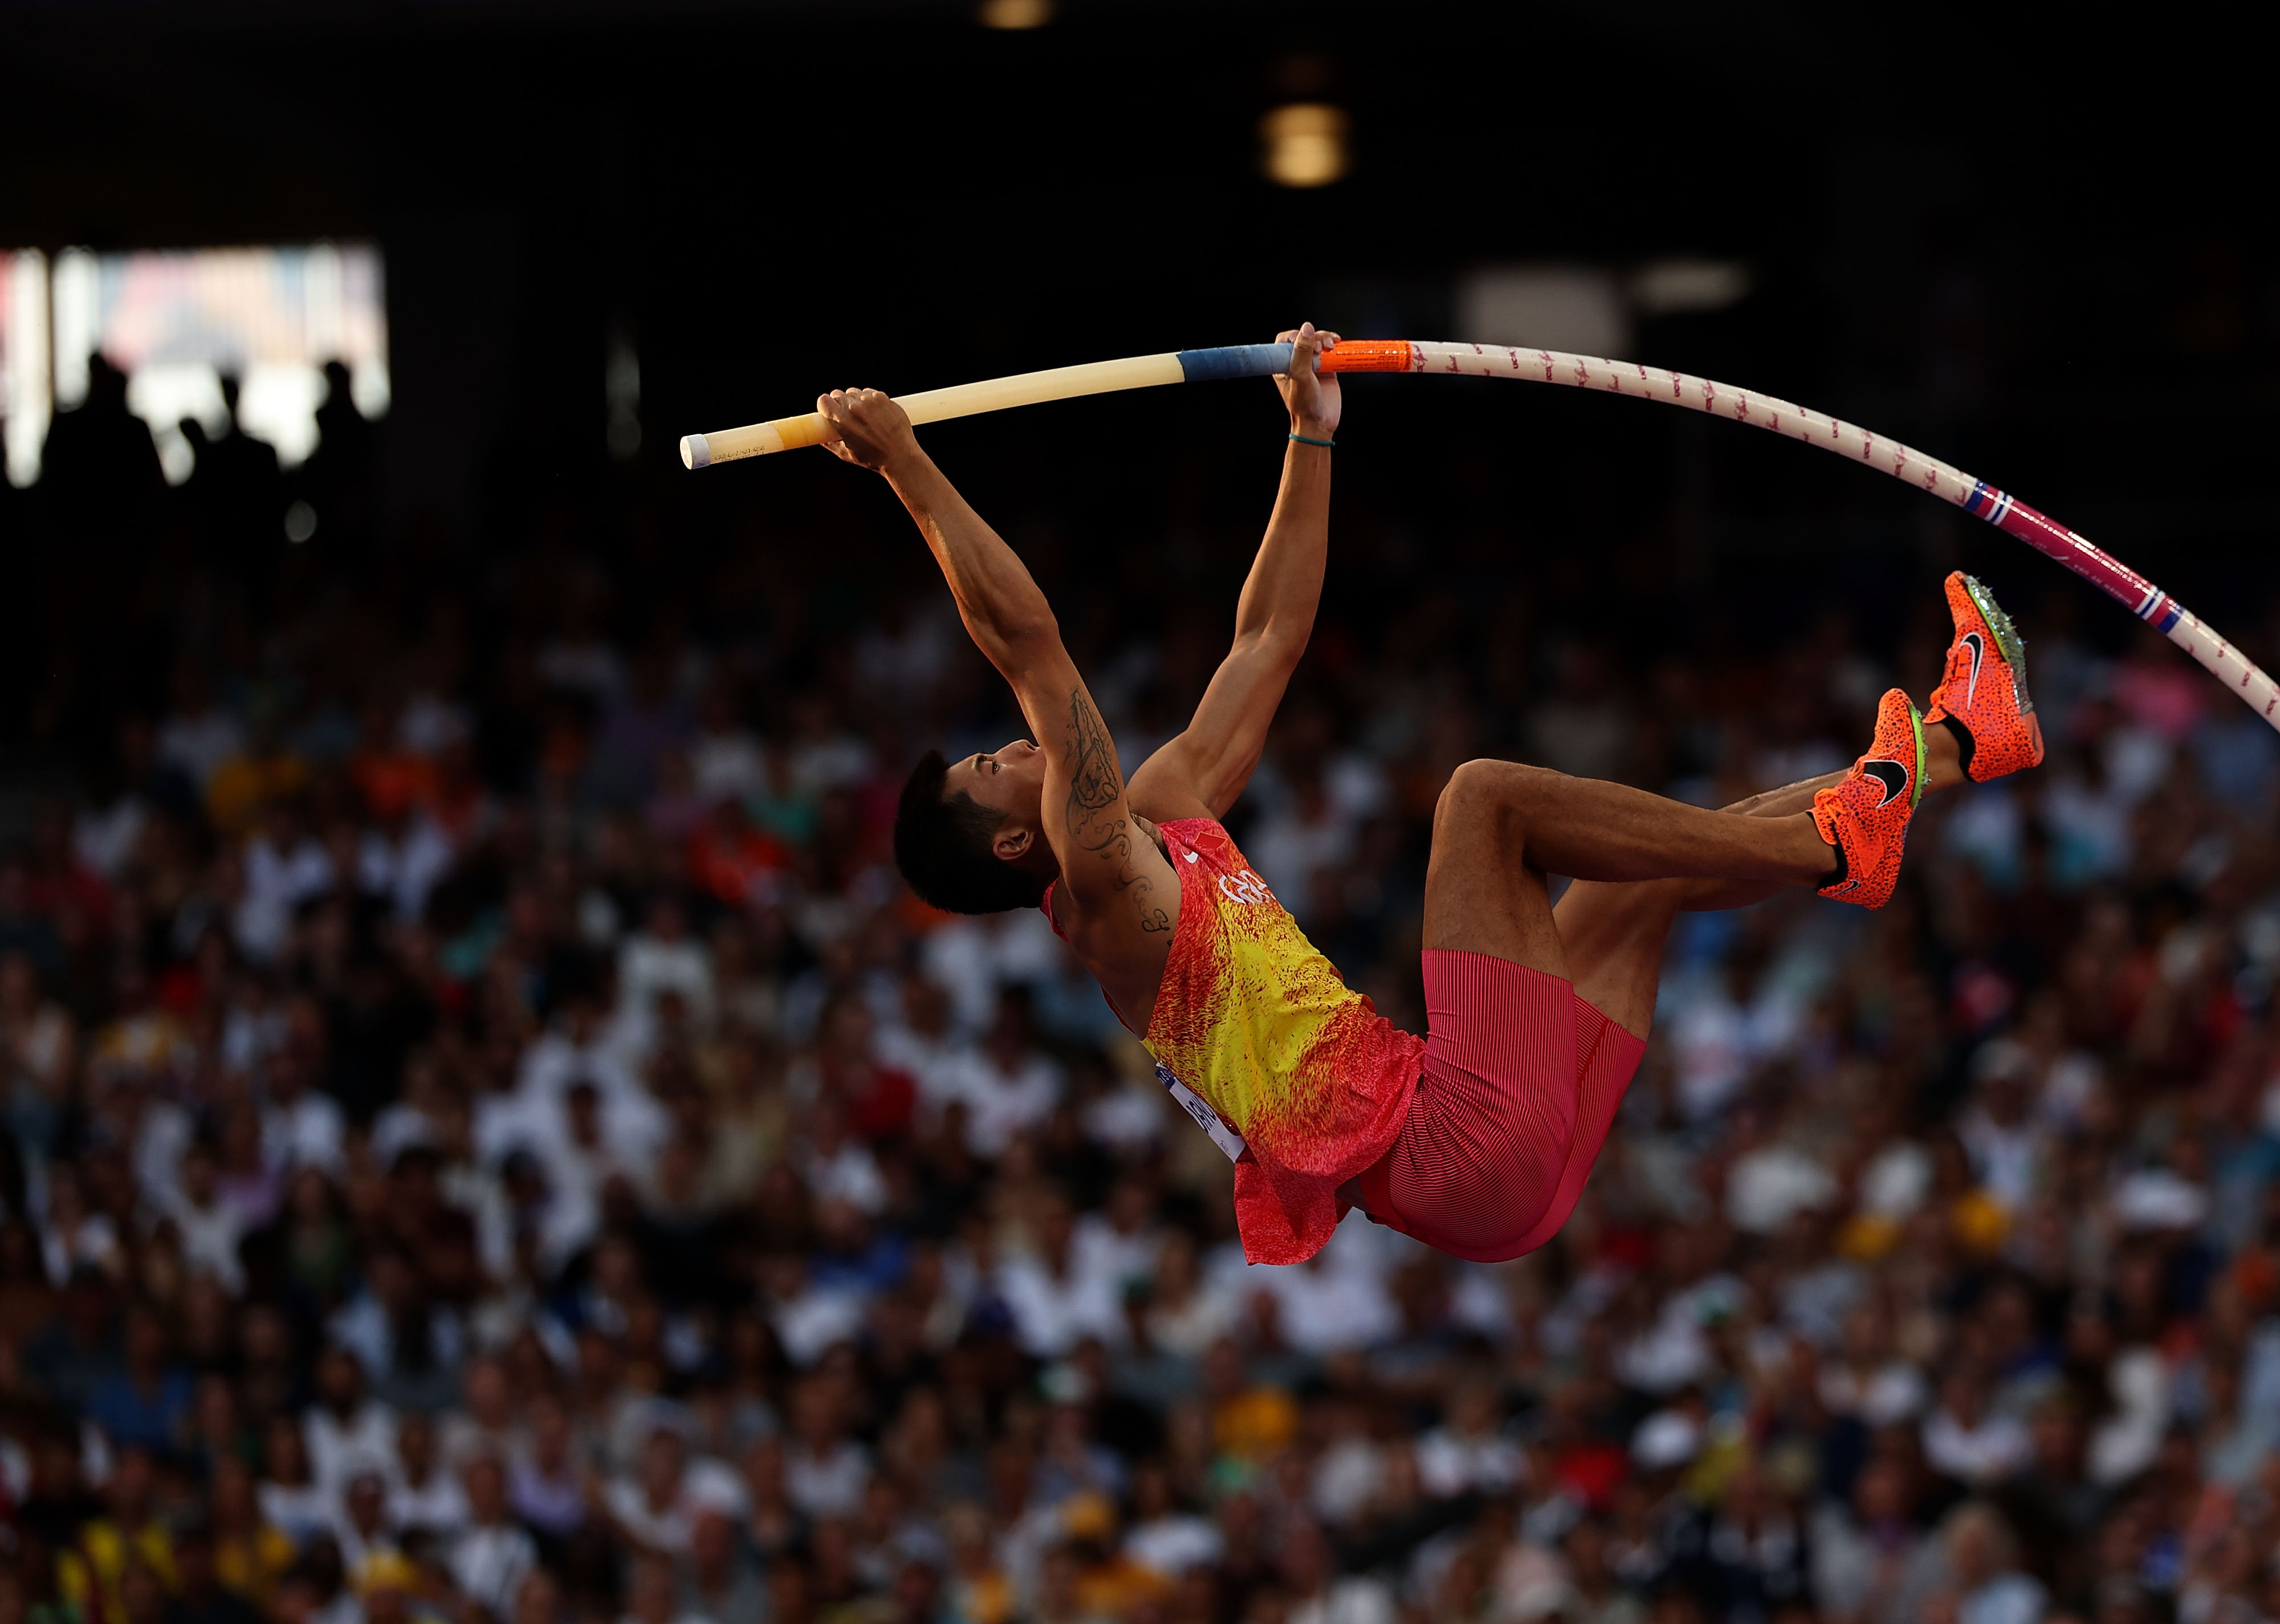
[1154,1061,1248,1163]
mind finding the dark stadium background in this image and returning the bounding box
[7,0,2273,709]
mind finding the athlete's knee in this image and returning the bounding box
[1434,758,1558,834]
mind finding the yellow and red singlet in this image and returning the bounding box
[1049,817,1422,1264]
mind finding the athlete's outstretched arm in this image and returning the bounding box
[817,388,1064,683]
[1130,323,1341,821]
[818,390,1176,945]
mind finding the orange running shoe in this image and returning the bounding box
[1811,687,1925,910]
[1923,571,2044,782]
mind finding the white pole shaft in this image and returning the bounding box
[1403,342,2280,736]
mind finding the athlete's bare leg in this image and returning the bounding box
[1425,717,1965,989]
[1554,775,1837,1034]
[1557,726,1966,1033]
[1420,763,1824,979]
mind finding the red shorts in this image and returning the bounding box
[1354,949,1648,1263]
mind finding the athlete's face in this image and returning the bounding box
[946,737,1048,856]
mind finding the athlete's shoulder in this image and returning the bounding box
[1155,816,1242,871]
[1155,815,1230,849]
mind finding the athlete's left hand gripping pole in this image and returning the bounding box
[677,342,1416,467]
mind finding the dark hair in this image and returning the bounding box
[893,750,1047,915]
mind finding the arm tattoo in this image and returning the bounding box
[1063,689,1171,934]
[1065,687,1121,815]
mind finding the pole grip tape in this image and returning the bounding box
[1174,344,1294,382]
[1174,340,1418,382]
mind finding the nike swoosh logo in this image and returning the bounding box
[1962,631,1985,711]
[1864,759,1909,808]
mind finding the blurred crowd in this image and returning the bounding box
[5,356,2280,1624]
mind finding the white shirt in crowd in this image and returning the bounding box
[510,1027,652,1131]
[800,1139,889,1216]
[263,1089,348,1174]
[1259,1259,1400,1356]
[360,818,457,926]
[1958,1107,2043,1212]
[936,1049,1063,1158]
[1414,1426,1523,1500]
[1290,1578,1399,1624]
[1818,1361,1930,1428]
[41,1209,121,1288]
[770,1269,869,1369]
[995,1253,1125,1360]
[1921,1406,2032,1486]
[306,1402,399,1498]
[1123,1513,1224,1579]
[159,707,246,789]
[2088,1346,2172,1485]
[237,835,333,964]
[1070,1212,1159,1295]
[168,1190,247,1293]
[1856,1139,1933,1220]
[1311,1436,1382,1527]
[613,931,716,1061]
[258,1478,333,1548]
[130,1099,194,1215]
[1725,1142,1838,1234]
[876,1023,979,1122]
[1666,970,1802,1124]
[918,913,1064,1032]
[449,1521,536,1618]
[391,1472,472,1536]
[783,1438,870,1519]
[1960,1574,2049,1624]
[689,727,766,803]
[75,795,147,881]
[1616,1294,1721,1396]
[602,1476,694,1555]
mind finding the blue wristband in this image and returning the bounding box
[1289,432,1335,448]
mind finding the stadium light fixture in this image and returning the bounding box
[1260,103,1349,188]
[977,0,1052,27]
